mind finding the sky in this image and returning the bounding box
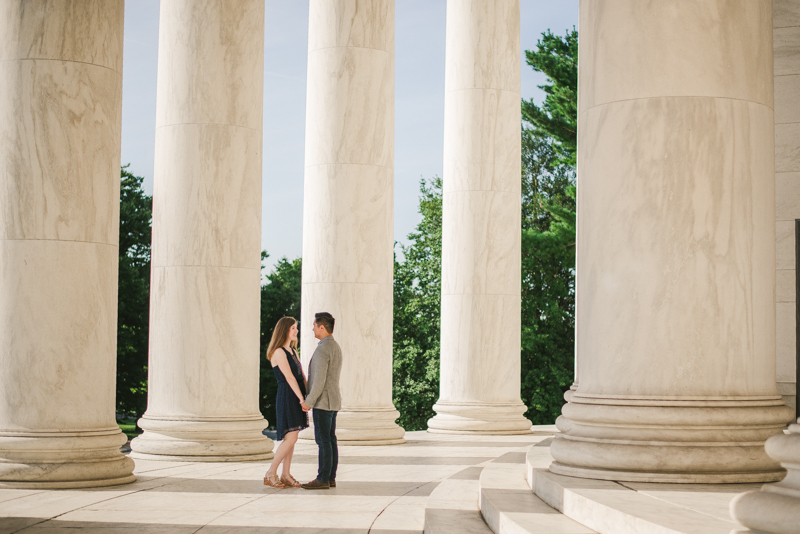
[121,1,579,270]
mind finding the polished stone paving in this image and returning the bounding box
[0,431,549,533]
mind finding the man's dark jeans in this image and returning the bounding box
[312,408,338,483]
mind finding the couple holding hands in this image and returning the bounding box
[263,312,341,490]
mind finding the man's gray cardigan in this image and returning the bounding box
[305,336,342,411]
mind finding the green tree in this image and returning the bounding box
[519,28,578,424]
[392,176,443,431]
[116,165,152,417]
[259,252,302,427]
[522,28,578,166]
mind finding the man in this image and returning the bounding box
[301,312,342,490]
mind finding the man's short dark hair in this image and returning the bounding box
[315,312,335,334]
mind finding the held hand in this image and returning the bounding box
[300,401,310,412]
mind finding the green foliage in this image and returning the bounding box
[116,165,152,417]
[392,177,443,431]
[519,29,578,424]
[520,136,576,423]
[522,28,578,166]
[259,252,302,427]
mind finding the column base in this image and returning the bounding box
[551,395,795,483]
[0,428,135,489]
[300,407,405,445]
[730,423,800,534]
[427,401,532,435]
[130,414,273,462]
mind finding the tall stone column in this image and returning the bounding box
[427,0,531,434]
[130,0,272,461]
[551,0,795,482]
[0,1,134,487]
[300,0,404,445]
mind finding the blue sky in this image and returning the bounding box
[121,1,579,270]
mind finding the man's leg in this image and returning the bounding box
[313,409,333,483]
[330,411,338,482]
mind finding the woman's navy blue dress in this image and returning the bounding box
[272,346,308,440]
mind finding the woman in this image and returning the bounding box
[263,316,310,488]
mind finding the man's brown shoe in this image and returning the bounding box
[329,480,336,487]
[301,479,330,490]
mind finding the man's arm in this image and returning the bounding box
[304,349,329,408]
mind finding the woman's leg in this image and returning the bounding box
[266,436,292,476]
[280,431,299,477]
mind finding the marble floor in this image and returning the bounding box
[0,431,548,533]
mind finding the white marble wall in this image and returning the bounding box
[550,0,795,482]
[774,0,800,412]
[299,0,404,444]
[0,0,134,487]
[427,0,531,435]
[130,0,273,461]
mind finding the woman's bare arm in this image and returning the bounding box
[273,350,305,403]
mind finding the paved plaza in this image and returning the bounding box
[0,431,546,533]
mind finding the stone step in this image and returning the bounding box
[479,451,597,534]
[526,444,756,534]
[424,466,494,534]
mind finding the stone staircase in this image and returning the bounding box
[481,450,596,534]
[423,439,593,534]
[424,465,493,534]
[423,435,757,534]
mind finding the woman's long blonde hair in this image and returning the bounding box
[266,316,298,361]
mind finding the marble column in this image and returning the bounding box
[551,0,795,483]
[0,0,135,487]
[427,0,532,434]
[300,0,404,445]
[130,0,272,461]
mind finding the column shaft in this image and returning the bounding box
[130,0,272,461]
[0,0,134,488]
[427,0,531,434]
[552,0,794,482]
[300,0,404,445]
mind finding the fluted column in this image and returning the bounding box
[551,0,794,482]
[427,0,531,434]
[0,0,134,487]
[300,0,404,445]
[130,0,272,461]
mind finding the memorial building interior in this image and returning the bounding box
[0,1,798,533]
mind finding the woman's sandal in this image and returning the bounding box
[280,474,301,487]
[264,473,285,488]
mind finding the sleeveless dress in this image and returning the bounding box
[272,346,309,440]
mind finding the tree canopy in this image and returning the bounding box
[522,28,578,166]
[116,166,152,417]
[392,177,443,430]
